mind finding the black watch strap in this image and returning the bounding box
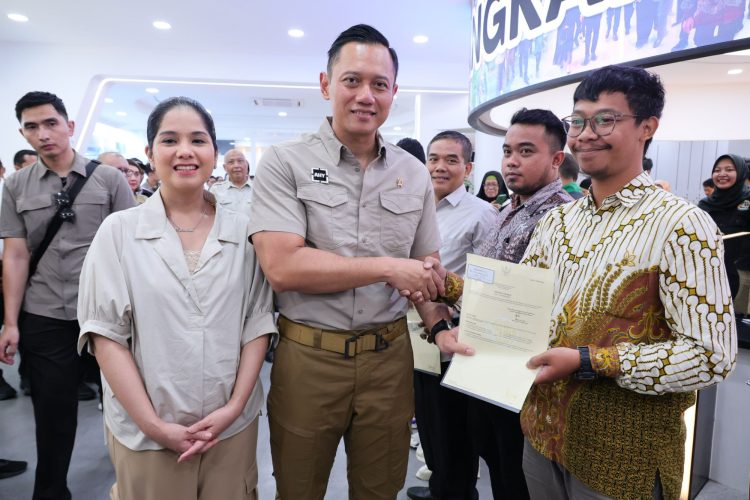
[427,319,451,344]
[573,346,597,380]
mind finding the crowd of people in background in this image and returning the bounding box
[0,22,744,500]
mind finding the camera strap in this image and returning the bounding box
[28,160,101,281]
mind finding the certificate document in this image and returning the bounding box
[407,307,441,375]
[441,254,553,412]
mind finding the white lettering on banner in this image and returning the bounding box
[471,0,634,68]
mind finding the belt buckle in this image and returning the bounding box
[343,335,358,359]
[373,332,389,352]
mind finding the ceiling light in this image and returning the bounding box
[153,21,171,30]
[104,98,114,104]
[278,111,288,117]
[413,35,429,44]
[145,87,159,94]
[229,142,235,145]
[7,13,29,22]
[393,126,402,131]
[116,111,127,117]
[288,28,304,38]
[728,68,743,75]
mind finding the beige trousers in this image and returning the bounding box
[106,417,259,500]
[268,331,414,500]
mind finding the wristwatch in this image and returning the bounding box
[573,346,597,380]
[427,319,452,344]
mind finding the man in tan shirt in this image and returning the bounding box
[249,24,443,499]
[0,91,134,499]
[209,148,253,217]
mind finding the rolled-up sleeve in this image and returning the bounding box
[77,214,133,353]
[241,243,279,348]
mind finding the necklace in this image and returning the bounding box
[168,210,207,233]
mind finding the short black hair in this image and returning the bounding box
[642,157,653,172]
[573,65,664,154]
[396,138,426,164]
[428,131,473,164]
[702,178,715,188]
[579,177,592,190]
[509,108,566,152]
[559,153,579,181]
[327,24,398,79]
[16,91,69,122]
[13,149,37,167]
[146,97,217,151]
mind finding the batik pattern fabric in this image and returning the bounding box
[520,173,737,500]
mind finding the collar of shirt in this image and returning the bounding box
[318,117,388,168]
[134,191,242,245]
[35,150,89,180]
[438,184,469,208]
[509,178,566,212]
[226,179,252,190]
[584,171,653,211]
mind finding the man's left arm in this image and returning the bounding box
[596,210,737,394]
[529,210,738,391]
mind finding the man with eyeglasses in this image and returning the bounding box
[517,66,736,499]
[0,92,133,500]
[209,148,253,217]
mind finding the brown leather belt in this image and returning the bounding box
[278,316,408,358]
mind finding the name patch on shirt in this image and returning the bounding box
[311,168,329,184]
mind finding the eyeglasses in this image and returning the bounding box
[119,169,141,178]
[561,112,640,137]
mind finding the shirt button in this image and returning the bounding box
[354,167,361,172]
[358,309,364,314]
[362,237,367,243]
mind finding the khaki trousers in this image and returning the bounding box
[106,417,259,500]
[268,331,414,500]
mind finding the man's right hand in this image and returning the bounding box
[0,325,20,365]
[386,258,444,303]
[435,326,475,356]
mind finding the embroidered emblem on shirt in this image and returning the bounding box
[311,168,329,184]
[396,177,403,188]
[738,200,750,211]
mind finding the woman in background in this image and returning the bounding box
[78,97,276,500]
[698,154,750,297]
[477,170,509,209]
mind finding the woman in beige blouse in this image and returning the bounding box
[78,97,276,500]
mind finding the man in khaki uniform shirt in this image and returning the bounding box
[0,91,134,500]
[209,148,253,217]
[249,25,443,500]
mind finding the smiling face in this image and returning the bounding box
[712,158,738,190]
[568,92,657,185]
[502,123,563,201]
[223,149,249,185]
[18,104,74,163]
[483,177,500,199]
[320,42,397,147]
[145,106,217,194]
[427,139,472,201]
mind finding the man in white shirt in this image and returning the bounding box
[209,148,252,217]
[408,130,498,500]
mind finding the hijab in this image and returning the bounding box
[477,170,509,202]
[698,154,750,213]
